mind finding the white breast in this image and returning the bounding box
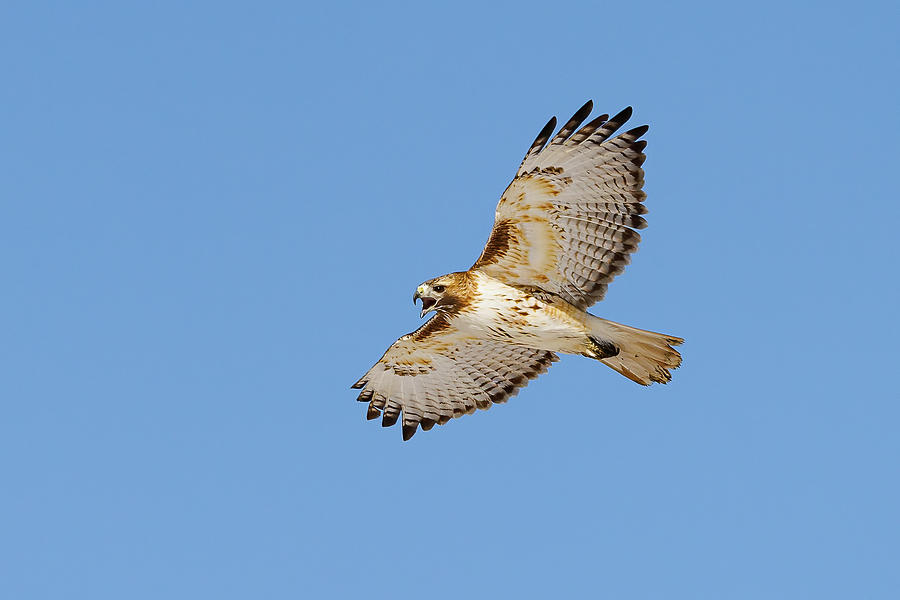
[457,272,588,353]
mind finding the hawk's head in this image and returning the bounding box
[413,272,471,319]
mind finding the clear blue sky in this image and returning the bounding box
[2,1,898,598]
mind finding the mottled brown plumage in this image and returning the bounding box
[352,101,683,440]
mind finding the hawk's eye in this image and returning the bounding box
[433,285,445,293]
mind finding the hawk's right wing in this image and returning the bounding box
[352,316,558,440]
[472,101,649,309]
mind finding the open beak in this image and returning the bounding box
[413,291,437,319]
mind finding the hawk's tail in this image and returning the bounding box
[588,316,683,385]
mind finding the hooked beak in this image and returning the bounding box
[413,290,437,319]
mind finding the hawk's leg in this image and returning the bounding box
[583,336,620,360]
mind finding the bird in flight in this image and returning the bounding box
[352,101,683,440]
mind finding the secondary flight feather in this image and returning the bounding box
[352,101,683,440]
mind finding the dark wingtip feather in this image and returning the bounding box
[613,106,633,124]
[540,116,558,139]
[382,412,399,428]
[625,124,649,140]
[402,423,418,441]
[350,379,365,389]
[570,113,609,145]
[366,403,381,420]
[550,100,595,146]
[569,100,594,126]
[524,116,557,161]
[591,106,635,143]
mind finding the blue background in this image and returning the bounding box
[2,1,898,598]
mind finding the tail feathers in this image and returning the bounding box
[589,317,683,385]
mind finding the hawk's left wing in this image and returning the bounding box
[472,101,649,310]
[351,316,558,440]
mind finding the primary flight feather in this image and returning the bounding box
[352,101,683,440]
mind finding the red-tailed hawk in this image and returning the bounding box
[352,101,683,440]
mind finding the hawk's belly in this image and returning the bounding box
[457,275,590,354]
